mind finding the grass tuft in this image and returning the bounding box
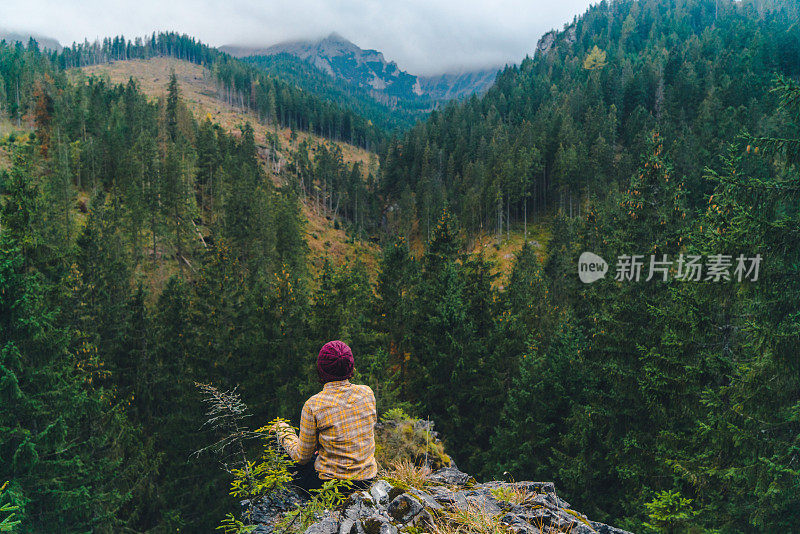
[490,484,528,505]
[381,459,432,490]
[427,502,509,534]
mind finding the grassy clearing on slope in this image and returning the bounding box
[303,202,380,279]
[1,121,34,178]
[0,117,14,141]
[467,219,552,284]
[408,216,552,281]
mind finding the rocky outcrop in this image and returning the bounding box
[536,31,558,56]
[536,24,578,56]
[248,466,632,534]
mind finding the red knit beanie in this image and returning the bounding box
[317,340,354,383]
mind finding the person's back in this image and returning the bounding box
[277,341,377,492]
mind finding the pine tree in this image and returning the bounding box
[0,238,147,532]
[491,314,589,484]
[166,71,180,143]
[674,77,800,531]
[376,237,418,395]
[149,275,229,530]
[0,143,50,268]
[409,210,480,467]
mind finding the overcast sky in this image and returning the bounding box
[1,0,596,75]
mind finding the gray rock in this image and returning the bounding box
[338,517,363,534]
[463,492,502,514]
[342,492,376,521]
[565,25,577,45]
[515,481,556,496]
[408,488,442,510]
[503,508,551,525]
[369,480,392,507]
[427,466,474,486]
[552,515,581,531]
[304,515,339,534]
[428,485,469,508]
[247,488,304,533]
[589,521,635,534]
[360,514,398,534]
[248,468,629,534]
[502,515,542,534]
[386,493,424,524]
[408,508,434,528]
[386,485,405,502]
[434,487,505,514]
[536,31,556,55]
[518,492,565,511]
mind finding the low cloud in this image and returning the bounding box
[0,0,595,74]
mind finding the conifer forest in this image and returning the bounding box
[0,0,798,532]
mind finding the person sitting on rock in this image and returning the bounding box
[275,340,377,494]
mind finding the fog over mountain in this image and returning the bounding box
[0,28,61,51]
[0,0,595,74]
[223,33,498,102]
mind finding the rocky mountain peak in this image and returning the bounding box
[222,33,497,103]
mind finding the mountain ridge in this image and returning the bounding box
[222,33,498,103]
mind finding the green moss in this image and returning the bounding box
[563,508,593,528]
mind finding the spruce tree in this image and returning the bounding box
[0,238,147,532]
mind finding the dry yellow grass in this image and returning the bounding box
[0,117,33,170]
[381,459,432,489]
[465,220,552,285]
[407,218,552,281]
[303,204,379,278]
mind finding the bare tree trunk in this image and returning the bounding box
[507,194,510,241]
[569,191,573,218]
[496,189,502,241]
[15,81,20,127]
[524,198,527,242]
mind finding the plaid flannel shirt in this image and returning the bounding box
[278,380,378,481]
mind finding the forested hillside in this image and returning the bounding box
[237,39,498,133]
[50,32,386,149]
[380,0,800,239]
[1,0,799,533]
[0,39,388,531]
[76,57,383,268]
[243,52,428,132]
[374,0,800,532]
